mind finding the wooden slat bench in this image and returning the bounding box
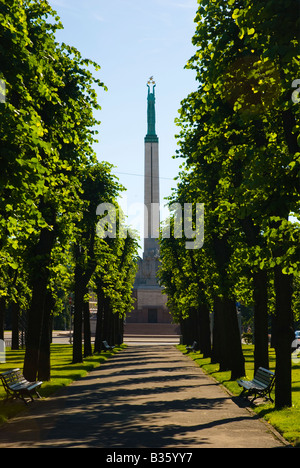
[102,340,115,351]
[238,367,275,403]
[0,368,43,405]
[186,341,197,354]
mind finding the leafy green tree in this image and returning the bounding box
[159,213,212,358]
[72,162,122,363]
[222,0,300,408]
[0,0,50,273]
[163,0,299,405]
[93,216,139,352]
[0,0,107,380]
[0,0,140,380]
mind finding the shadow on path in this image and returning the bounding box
[0,346,288,448]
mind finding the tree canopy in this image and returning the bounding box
[0,0,138,380]
[159,0,300,408]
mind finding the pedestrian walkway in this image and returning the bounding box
[0,346,289,448]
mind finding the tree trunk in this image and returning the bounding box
[117,317,124,346]
[198,303,211,358]
[239,218,269,371]
[181,317,193,345]
[73,240,97,363]
[94,286,104,353]
[273,266,294,408]
[211,235,244,378]
[187,308,200,348]
[23,226,55,382]
[11,300,19,350]
[179,316,190,345]
[225,298,245,380]
[213,297,245,379]
[83,299,92,357]
[253,270,269,372]
[0,296,5,341]
[73,265,84,363]
[111,312,117,345]
[23,277,47,382]
[211,298,225,365]
[38,291,54,381]
[102,298,111,347]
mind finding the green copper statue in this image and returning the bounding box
[145,77,158,143]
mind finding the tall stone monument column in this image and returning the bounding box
[127,77,177,331]
[144,77,160,255]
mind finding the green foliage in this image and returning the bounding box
[159,0,300,399]
[160,0,300,320]
[0,1,138,374]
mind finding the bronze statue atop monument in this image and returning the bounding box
[146,77,158,141]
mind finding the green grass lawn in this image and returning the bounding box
[178,344,300,447]
[0,343,126,425]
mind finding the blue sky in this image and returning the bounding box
[49,0,198,249]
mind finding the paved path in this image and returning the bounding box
[0,346,289,448]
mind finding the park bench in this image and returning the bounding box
[186,341,197,353]
[102,340,115,351]
[0,368,43,405]
[238,367,275,403]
